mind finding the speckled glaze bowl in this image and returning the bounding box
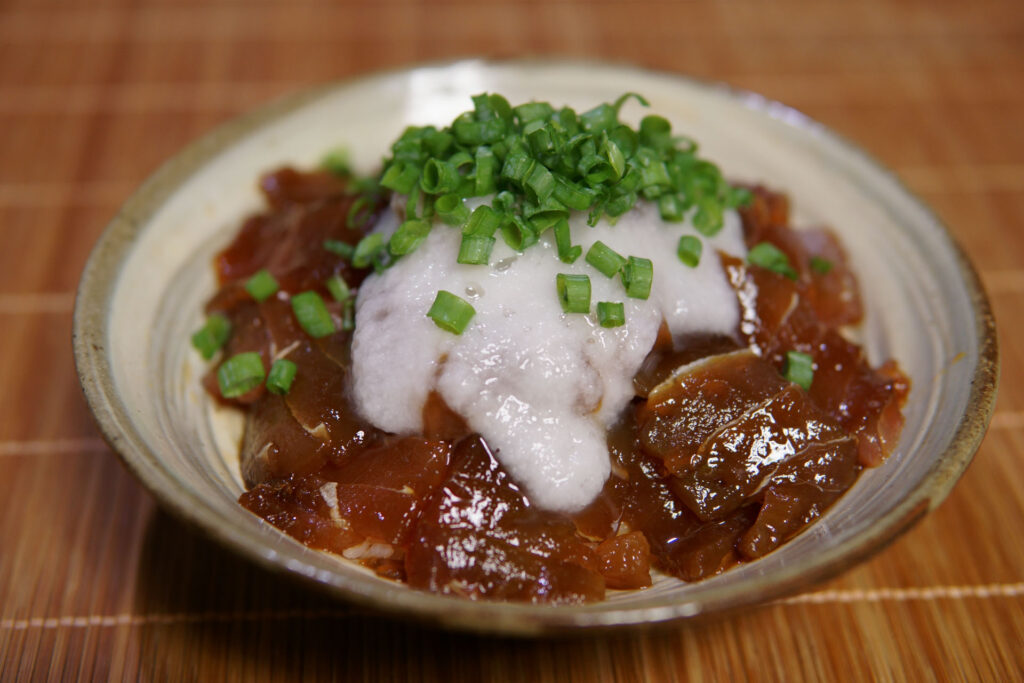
[73,60,998,634]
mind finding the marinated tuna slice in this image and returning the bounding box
[724,252,910,466]
[215,168,374,294]
[241,437,452,576]
[639,350,851,522]
[406,436,605,604]
[239,474,362,557]
[738,437,859,558]
[260,167,349,208]
[240,394,325,486]
[596,531,652,589]
[581,422,745,582]
[637,350,788,475]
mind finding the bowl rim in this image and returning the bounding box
[72,57,999,635]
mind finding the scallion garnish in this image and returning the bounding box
[352,233,385,268]
[326,274,350,302]
[341,298,355,331]
[266,358,298,395]
[784,350,815,391]
[323,239,354,259]
[191,313,231,360]
[622,256,653,300]
[320,147,351,177]
[457,234,495,265]
[291,291,336,338]
[596,301,625,328]
[810,256,834,275]
[244,269,279,302]
[585,241,627,278]
[556,273,591,314]
[677,235,702,268]
[553,218,582,264]
[427,290,476,334]
[217,351,265,398]
[388,219,431,257]
[748,242,798,280]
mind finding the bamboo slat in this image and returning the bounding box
[1,0,1021,679]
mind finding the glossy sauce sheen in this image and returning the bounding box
[209,170,909,604]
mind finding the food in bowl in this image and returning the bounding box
[191,93,909,604]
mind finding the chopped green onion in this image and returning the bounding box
[323,239,354,259]
[191,313,231,360]
[810,256,834,274]
[420,158,460,194]
[427,290,476,334]
[266,358,298,395]
[244,269,279,302]
[291,291,336,338]
[341,298,355,331]
[748,242,798,280]
[217,352,265,398]
[501,214,537,251]
[677,235,703,268]
[553,218,582,264]
[320,147,350,176]
[389,219,431,257]
[465,205,503,237]
[622,256,653,299]
[784,351,815,391]
[379,160,420,194]
[436,193,470,226]
[585,240,627,278]
[658,194,686,223]
[457,234,495,265]
[596,301,625,328]
[352,233,385,268]
[556,273,591,314]
[514,101,555,123]
[326,274,350,302]
[474,147,498,195]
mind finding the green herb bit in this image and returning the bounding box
[320,147,351,176]
[436,193,470,227]
[810,256,834,275]
[352,233,385,268]
[784,350,815,391]
[217,351,265,399]
[291,291,336,339]
[553,218,582,264]
[341,298,355,331]
[326,274,350,302]
[388,219,431,257]
[622,256,653,300]
[191,313,231,360]
[244,269,279,302]
[596,301,625,328]
[748,242,798,280]
[427,290,476,334]
[585,240,627,278]
[266,358,298,395]
[457,234,495,265]
[556,273,591,314]
[677,235,702,268]
[323,239,355,259]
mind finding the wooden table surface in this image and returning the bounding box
[2,0,1022,679]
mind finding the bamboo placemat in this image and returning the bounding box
[1,0,1022,679]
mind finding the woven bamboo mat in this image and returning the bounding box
[1,0,1022,679]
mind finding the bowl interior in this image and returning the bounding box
[75,60,996,633]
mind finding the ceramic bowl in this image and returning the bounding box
[73,59,998,634]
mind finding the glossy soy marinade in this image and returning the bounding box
[203,168,908,604]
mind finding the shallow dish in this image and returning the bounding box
[73,59,998,634]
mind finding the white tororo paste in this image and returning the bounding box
[351,201,746,512]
